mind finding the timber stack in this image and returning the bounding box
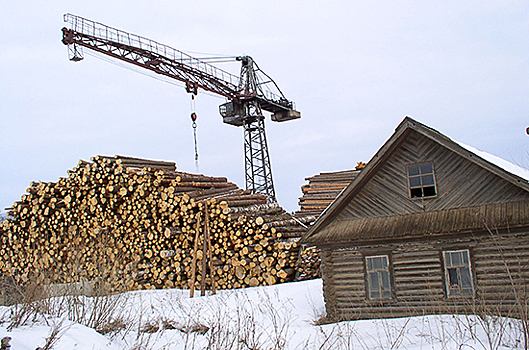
[293,163,366,280]
[295,167,363,219]
[0,155,314,293]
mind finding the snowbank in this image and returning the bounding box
[0,279,526,349]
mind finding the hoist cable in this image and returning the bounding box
[192,121,199,172]
[190,95,199,173]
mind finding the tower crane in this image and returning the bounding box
[61,13,300,202]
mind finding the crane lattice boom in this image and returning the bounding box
[61,13,301,201]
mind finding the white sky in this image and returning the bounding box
[1,1,529,213]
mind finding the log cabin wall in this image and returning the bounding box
[472,231,529,316]
[303,117,529,322]
[322,230,529,321]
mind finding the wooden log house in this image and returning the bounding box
[301,117,529,321]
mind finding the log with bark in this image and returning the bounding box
[294,168,361,218]
[0,155,317,294]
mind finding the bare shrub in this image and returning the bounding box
[39,319,70,350]
[6,279,49,330]
[464,224,529,350]
[1,336,12,350]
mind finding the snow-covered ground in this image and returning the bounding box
[0,279,526,349]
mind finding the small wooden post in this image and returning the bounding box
[200,205,209,296]
[206,206,216,294]
[189,213,201,298]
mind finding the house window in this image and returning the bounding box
[365,255,392,299]
[408,162,437,198]
[443,250,474,297]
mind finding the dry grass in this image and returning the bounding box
[1,224,528,349]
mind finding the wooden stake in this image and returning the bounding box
[200,205,208,296]
[205,205,216,294]
[189,213,201,298]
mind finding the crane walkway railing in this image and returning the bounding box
[63,13,294,109]
[63,13,240,90]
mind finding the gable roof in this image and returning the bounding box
[301,116,529,244]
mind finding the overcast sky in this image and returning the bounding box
[1,1,528,214]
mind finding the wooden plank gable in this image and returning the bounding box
[302,117,529,245]
[336,130,529,221]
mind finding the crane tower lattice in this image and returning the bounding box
[61,13,301,202]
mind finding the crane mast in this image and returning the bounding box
[61,13,300,202]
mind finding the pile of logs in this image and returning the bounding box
[295,168,362,218]
[0,155,314,293]
[295,246,321,280]
[293,163,366,280]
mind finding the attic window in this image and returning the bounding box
[407,162,437,198]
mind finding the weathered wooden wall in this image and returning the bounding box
[322,230,529,321]
[309,200,529,243]
[336,131,529,221]
[473,232,529,314]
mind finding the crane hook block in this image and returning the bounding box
[190,112,197,122]
[186,81,198,95]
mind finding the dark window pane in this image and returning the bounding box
[367,258,373,271]
[366,256,392,299]
[420,163,433,174]
[462,251,469,265]
[369,272,379,294]
[445,250,473,297]
[381,271,390,290]
[408,163,438,199]
[423,186,436,197]
[460,268,472,288]
[410,188,423,198]
[422,174,435,186]
[448,268,459,286]
[371,257,383,270]
[409,176,421,187]
[451,252,462,266]
[408,165,420,176]
[444,252,451,267]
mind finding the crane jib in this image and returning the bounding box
[61,13,301,201]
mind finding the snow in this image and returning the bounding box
[457,141,529,182]
[0,279,526,349]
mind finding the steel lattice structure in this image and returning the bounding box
[62,13,300,202]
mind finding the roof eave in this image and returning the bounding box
[300,116,529,245]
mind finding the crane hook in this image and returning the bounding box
[190,96,199,173]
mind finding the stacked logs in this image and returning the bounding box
[293,163,366,280]
[295,246,321,280]
[0,155,312,293]
[295,168,362,218]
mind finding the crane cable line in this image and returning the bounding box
[62,14,301,201]
[84,50,225,100]
[190,95,199,174]
[86,49,204,174]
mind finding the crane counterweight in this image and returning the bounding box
[61,13,301,201]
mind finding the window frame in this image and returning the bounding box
[407,162,438,199]
[364,254,393,300]
[442,249,475,298]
